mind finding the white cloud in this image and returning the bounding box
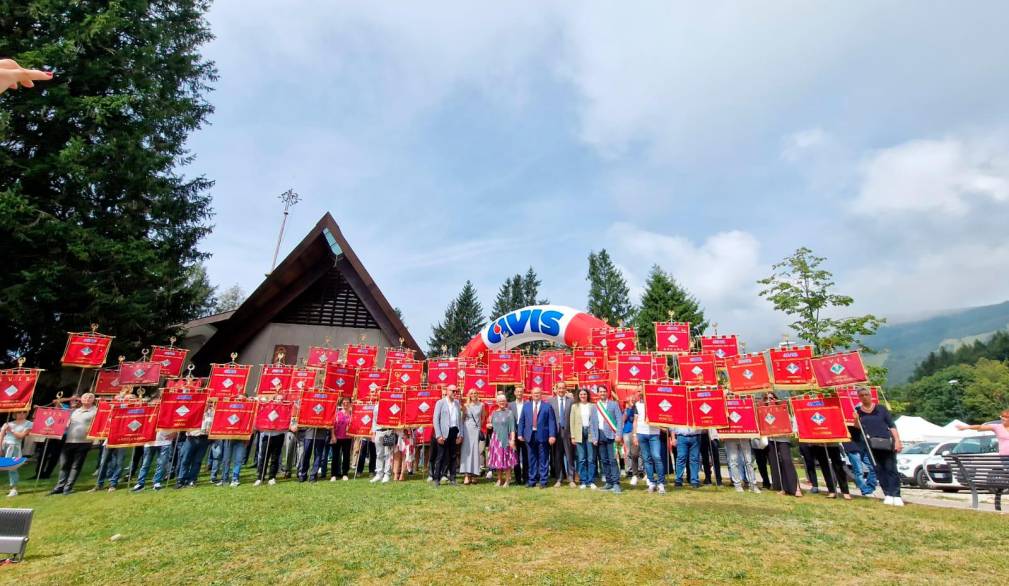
[781,128,830,162]
[853,136,1009,215]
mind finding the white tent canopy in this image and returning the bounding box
[894,416,980,443]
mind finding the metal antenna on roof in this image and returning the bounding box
[270,188,301,272]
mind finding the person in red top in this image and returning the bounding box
[329,398,353,481]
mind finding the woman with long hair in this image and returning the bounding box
[570,388,598,489]
[459,389,484,485]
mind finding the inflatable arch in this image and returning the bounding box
[459,305,610,359]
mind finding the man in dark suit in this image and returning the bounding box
[517,386,556,488]
[509,386,528,485]
[549,383,575,487]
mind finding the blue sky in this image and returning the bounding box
[186,2,1009,350]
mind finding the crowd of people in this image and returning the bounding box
[4,383,922,507]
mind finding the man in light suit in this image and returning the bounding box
[509,386,528,485]
[549,383,575,488]
[432,385,464,487]
[517,386,556,488]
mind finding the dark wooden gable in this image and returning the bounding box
[273,265,379,329]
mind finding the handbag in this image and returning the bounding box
[381,432,397,447]
[867,436,894,451]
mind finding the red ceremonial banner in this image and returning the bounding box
[164,377,206,391]
[207,363,252,399]
[118,361,162,386]
[721,395,760,439]
[616,353,652,388]
[107,403,158,447]
[149,346,188,378]
[297,390,341,428]
[427,359,459,387]
[756,402,793,436]
[0,368,40,412]
[687,386,728,428]
[209,399,257,439]
[306,346,342,369]
[769,346,815,389]
[460,365,491,399]
[606,328,637,357]
[94,368,129,395]
[525,364,555,396]
[539,350,568,369]
[31,407,71,439]
[724,353,772,393]
[810,351,869,388]
[323,363,356,397]
[288,367,317,395]
[61,331,113,368]
[655,322,691,355]
[379,344,411,367]
[699,335,739,365]
[156,391,208,431]
[561,354,575,383]
[348,404,376,437]
[487,351,522,385]
[791,396,851,443]
[590,327,612,354]
[376,389,406,428]
[346,344,379,369]
[573,348,606,375]
[255,400,294,432]
[651,355,668,381]
[256,365,294,396]
[87,400,115,439]
[642,381,689,427]
[356,368,389,402]
[389,360,423,391]
[402,389,438,427]
[677,353,718,386]
[577,371,612,402]
[836,386,878,425]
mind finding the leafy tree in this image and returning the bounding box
[214,284,245,313]
[587,249,634,326]
[911,331,1009,381]
[893,364,973,423]
[0,1,217,369]
[962,358,1009,422]
[428,281,484,355]
[633,265,708,350]
[758,247,884,353]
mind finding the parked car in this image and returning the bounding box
[897,441,959,487]
[922,434,998,492]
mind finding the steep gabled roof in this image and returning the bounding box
[190,212,423,367]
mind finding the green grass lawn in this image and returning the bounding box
[4,462,1006,585]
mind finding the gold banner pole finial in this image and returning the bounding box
[186,364,195,380]
[90,323,99,333]
[169,336,177,348]
[16,356,26,368]
[230,352,238,363]
[141,348,149,360]
[118,355,126,365]
[667,310,675,320]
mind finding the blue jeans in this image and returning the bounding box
[211,440,247,483]
[177,435,210,486]
[96,447,125,488]
[637,433,665,486]
[136,444,172,487]
[598,438,620,486]
[675,434,701,487]
[849,449,878,495]
[575,429,596,485]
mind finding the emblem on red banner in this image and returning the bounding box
[769,346,815,388]
[165,377,207,391]
[724,353,772,393]
[107,403,158,447]
[605,328,637,358]
[577,370,612,402]
[118,361,162,386]
[61,331,114,368]
[149,346,188,378]
[459,365,491,399]
[676,352,717,386]
[209,399,257,440]
[0,367,41,412]
[348,404,376,437]
[616,352,652,388]
[721,395,760,438]
[655,322,691,355]
[297,390,340,428]
[810,351,869,387]
[355,368,389,402]
[322,363,356,397]
[346,344,379,370]
[402,388,438,427]
[306,346,342,369]
[699,335,739,366]
[642,381,689,427]
[207,363,253,399]
[524,364,555,397]
[488,351,522,385]
[573,348,605,375]
[389,360,423,391]
[687,386,728,428]
[31,407,71,439]
[288,367,317,397]
[377,389,406,428]
[156,391,209,431]
[256,364,295,396]
[255,400,294,432]
[382,347,415,370]
[756,401,793,436]
[427,359,459,387]
[791,395,850,443]
[94,368,128,395]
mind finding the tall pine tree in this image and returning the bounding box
[0,2,218,369]
[428,281,484,355]
[586,249,634,326]
[489,267,547,319]
[633,265,708,349]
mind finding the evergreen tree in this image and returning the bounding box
[214,284,246,313]
[521,266,548,307]
[490,276,517,320]
[0,1,217,368]
[586,249,634,326]
[428,281,484,355]
[633,265,708,350]
[489,268,547,319]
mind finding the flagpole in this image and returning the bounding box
[269,189,301,273]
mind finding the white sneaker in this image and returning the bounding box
[647,485,655,493]
[370,475,381,483]
[230,481,239,487]
[268,478,276,486]
[381,476,390,484]
[883,496,894,505]
[751,486,761,494]
[342,475,349,481]
[6,488,16,497]
[630,476,639,486]
[579,484,586,490]
[254,479,262,486]
[486,471,493,479]
[330,476,336,482]
[893,497,905,507]
[589,484,597,490]
[657,485,666,494]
